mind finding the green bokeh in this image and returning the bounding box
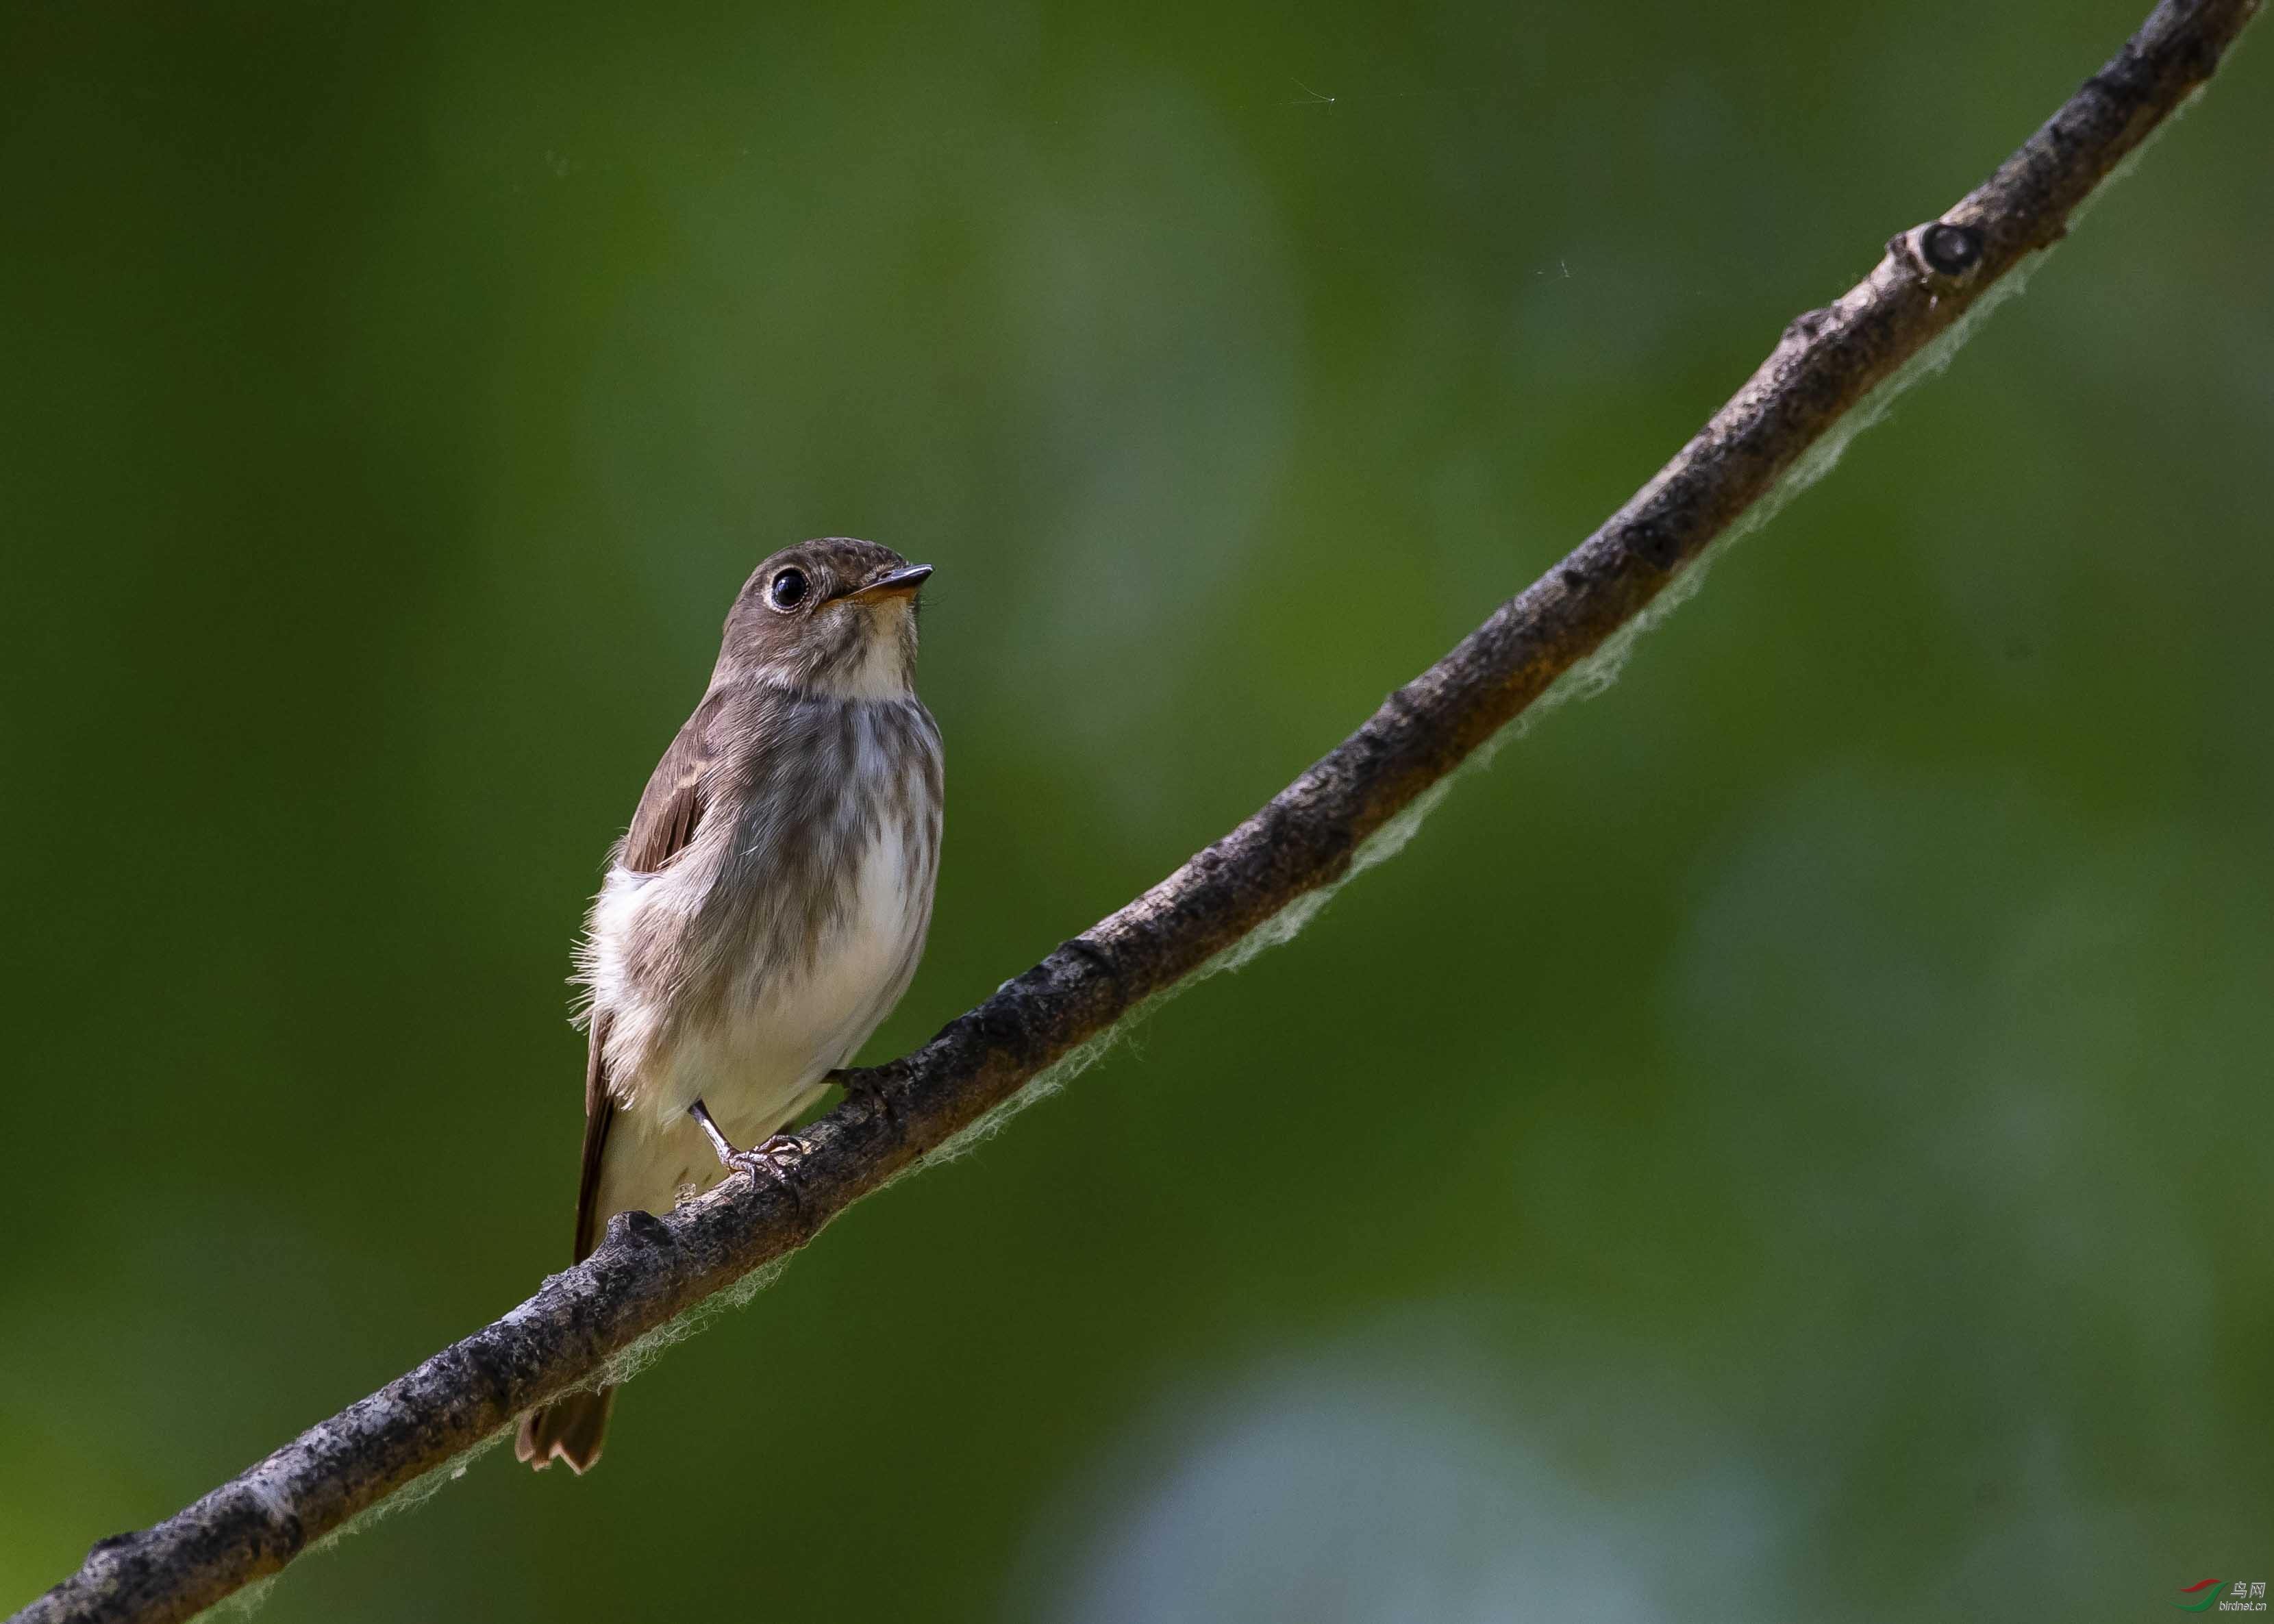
[3,1,2269,1618]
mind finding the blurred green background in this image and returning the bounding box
[4,0,2269,1618]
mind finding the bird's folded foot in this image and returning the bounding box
[725,1132,811,1188]
[689,1099,812,1207]
[831,1067,908,1147]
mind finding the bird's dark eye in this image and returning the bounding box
[767,567,809,612]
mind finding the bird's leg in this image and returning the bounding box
[688,1098,810,1192]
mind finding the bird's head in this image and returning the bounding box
[719,537,932,700]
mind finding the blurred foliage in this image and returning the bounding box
[2,0,2269,1618]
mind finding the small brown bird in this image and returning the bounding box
[517,539,942,1473]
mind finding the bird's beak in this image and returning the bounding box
[845,564,933,602]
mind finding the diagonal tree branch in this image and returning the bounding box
[16,2,2259,1619]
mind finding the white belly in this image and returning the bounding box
[650,812,925,1127]
[585,810,933,1223]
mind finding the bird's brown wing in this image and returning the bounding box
[568,690,728,1261]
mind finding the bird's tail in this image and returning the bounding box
[516,1388,614,1475]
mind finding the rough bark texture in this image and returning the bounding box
[14,2,2259,1619]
